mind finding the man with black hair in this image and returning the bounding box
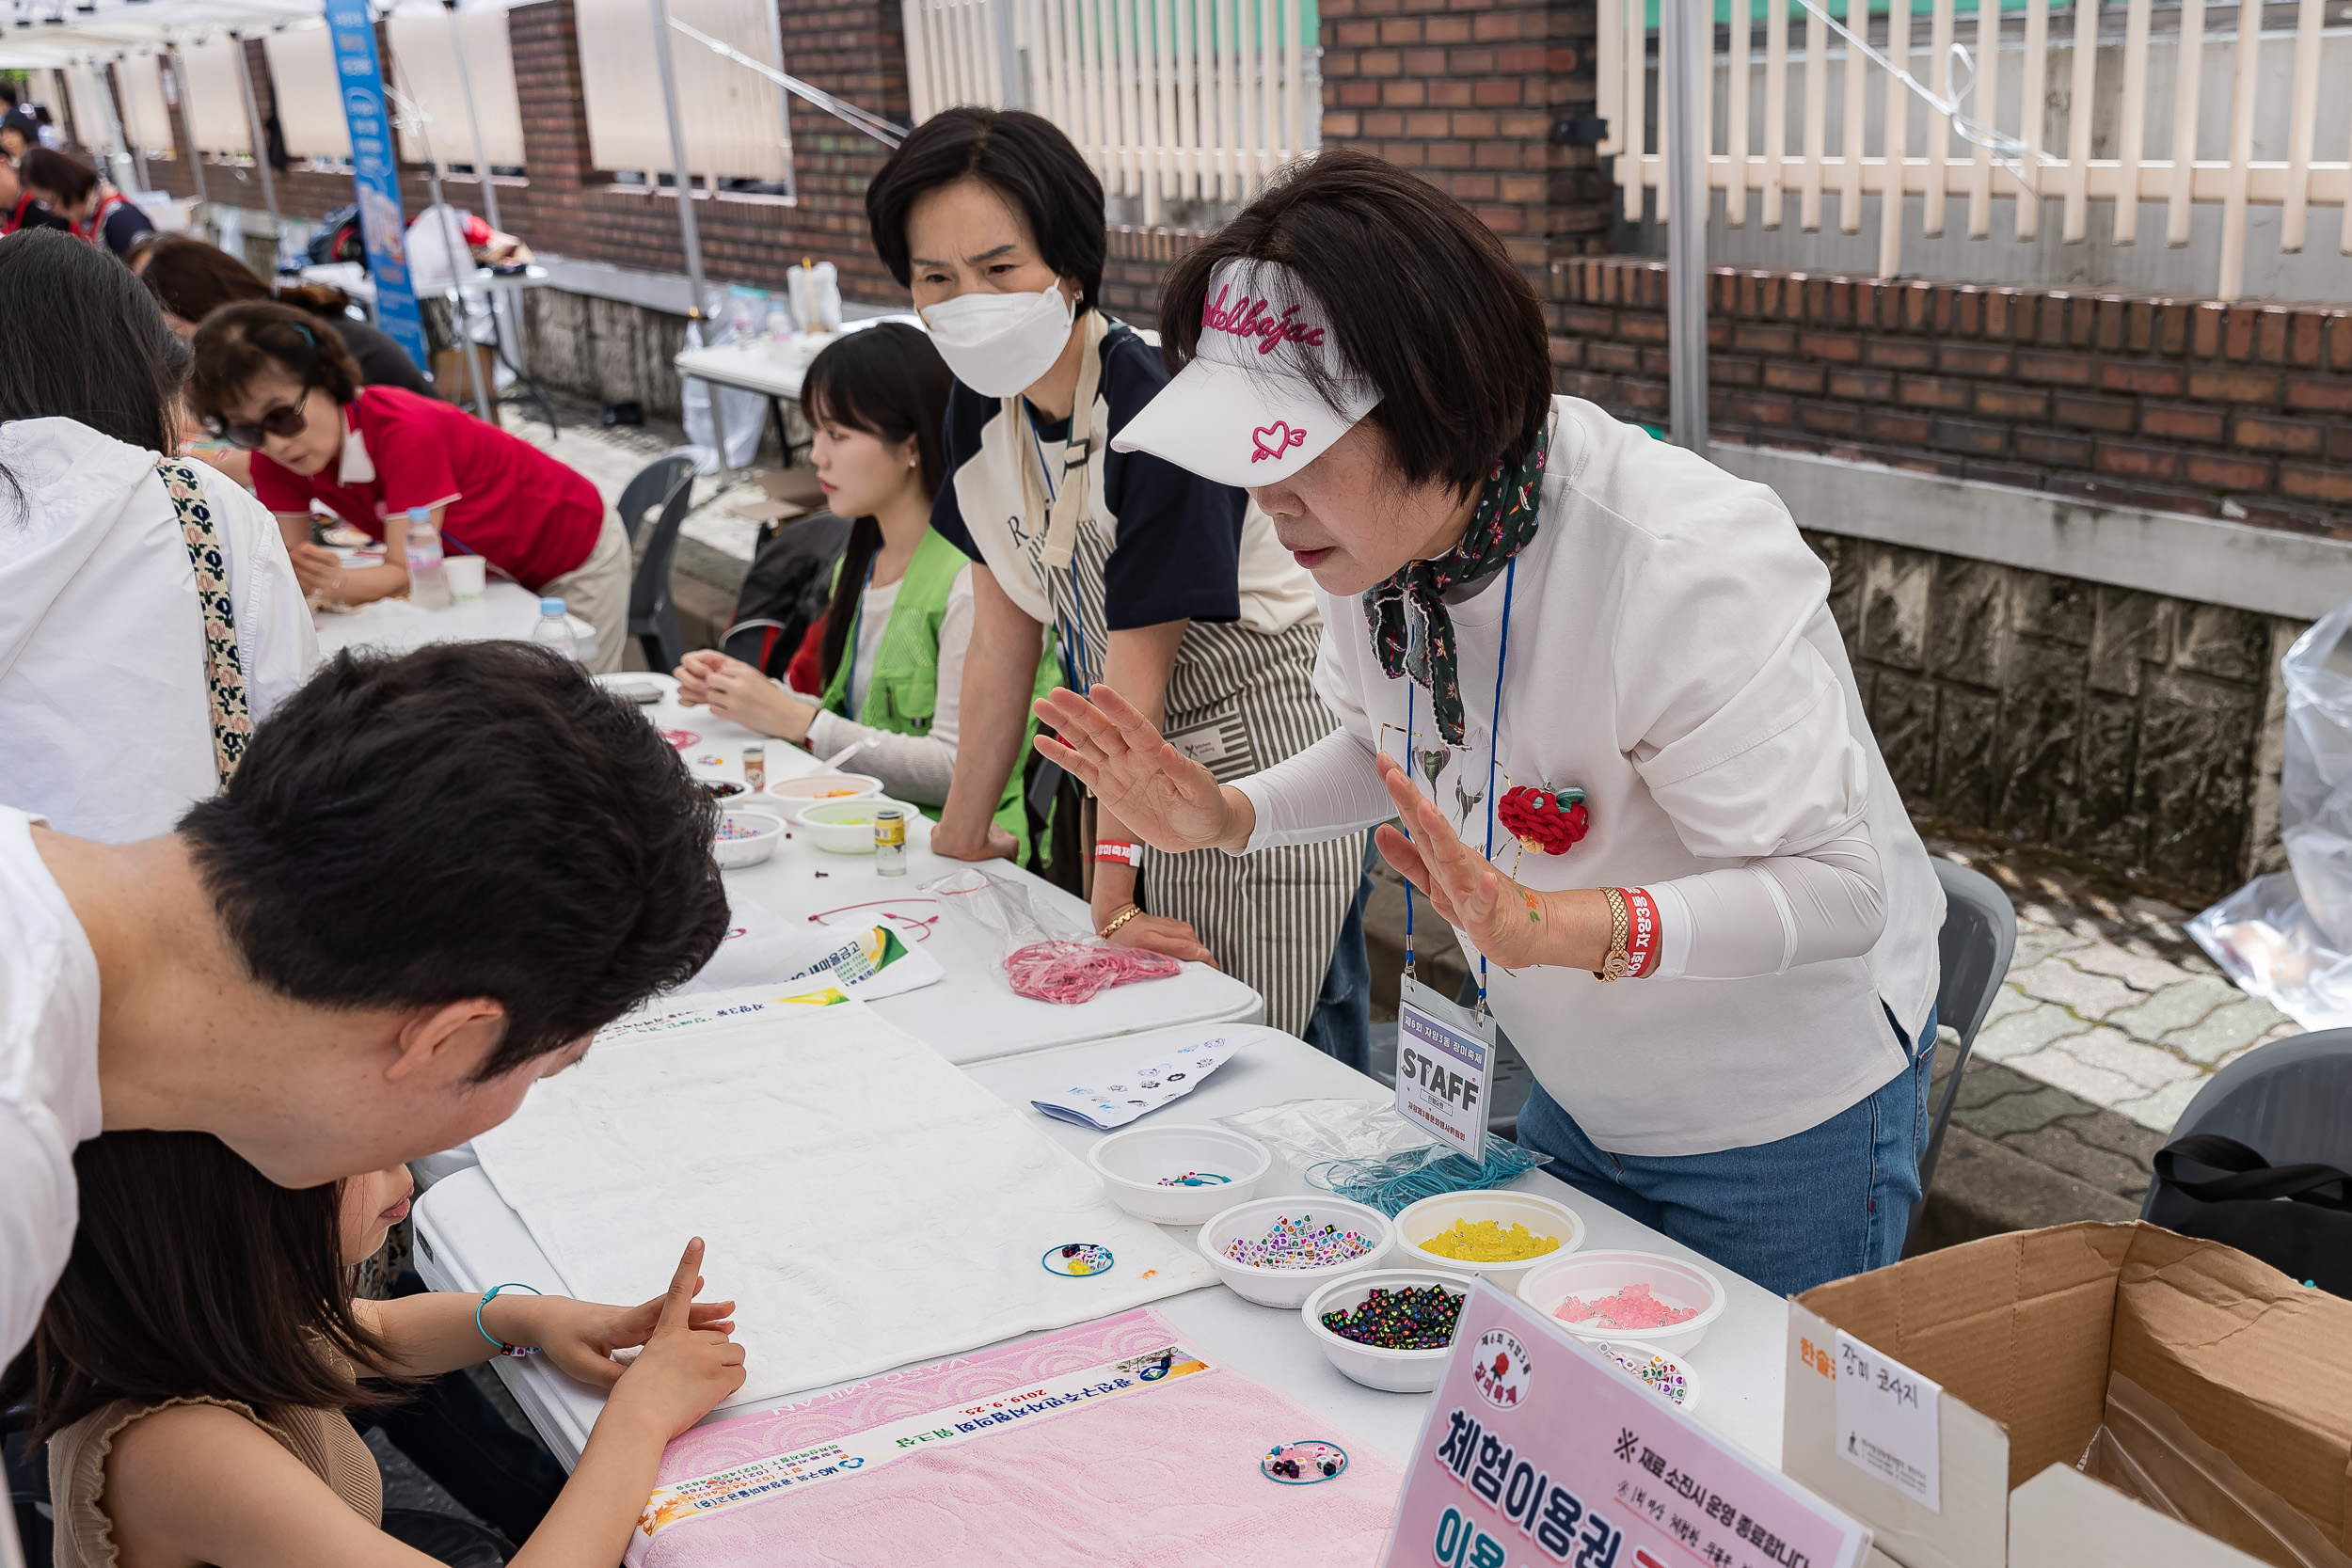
[0,79,40,159]
[0,642,731,1366]
[0,151,68,236]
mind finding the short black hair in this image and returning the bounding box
[179,644,728,1078]
[18,146,97,208]
[866,107,1105,313]
[0,80,20,107]
[0,227,186,465]
[1157,149,1554,499]
[186,297,366,420]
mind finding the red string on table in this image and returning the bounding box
[1003,940,1181,1005]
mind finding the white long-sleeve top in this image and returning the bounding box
[1232,397,1945,1157]
[800,565,974,807]
[0,419,319,843]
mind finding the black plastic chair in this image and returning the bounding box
[1904,858,2020,1250]
[615,449,696,546]
[2140,1028,2352,1230]
[624,454,700,673]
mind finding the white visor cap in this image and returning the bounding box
[1109,260,1380,488]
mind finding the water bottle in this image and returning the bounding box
[405,506,452,611]
[531,596,577,661]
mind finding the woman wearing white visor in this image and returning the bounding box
[1037,150,1946,1296]
[862,108,1365,1042]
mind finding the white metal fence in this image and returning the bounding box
[902,0,1317,222]
[1600,0,2352,299]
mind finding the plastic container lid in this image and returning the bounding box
[540,597,566,615]
[406,504,434,523]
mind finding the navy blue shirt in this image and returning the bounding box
[930,322,1248,631]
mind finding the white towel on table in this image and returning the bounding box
[472,992,1205,1409]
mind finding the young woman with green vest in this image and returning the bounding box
[674,325,1055,858]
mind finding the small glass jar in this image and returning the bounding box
[741,743,766,793]
[873,806,907,876]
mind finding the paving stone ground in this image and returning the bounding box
[1929,836,2302,1135]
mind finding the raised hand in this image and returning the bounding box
[602,1238,747,1438]
[516,1287,737,1393]
[1032,685,1248,854]
[1372,752,1555,973]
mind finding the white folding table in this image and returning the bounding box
[642,673,1264,1061]
[413,1026,1790,1475]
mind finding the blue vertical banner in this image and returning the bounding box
[325,0,432,372]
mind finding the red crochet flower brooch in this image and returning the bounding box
[1498,784,1589,856]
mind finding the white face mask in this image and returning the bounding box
[920,286,1076,397]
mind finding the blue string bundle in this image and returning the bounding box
[1305,1138,1550,1217]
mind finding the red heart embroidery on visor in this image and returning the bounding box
[1251,421,1308,463]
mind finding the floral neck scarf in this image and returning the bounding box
[1361,424,1551,745]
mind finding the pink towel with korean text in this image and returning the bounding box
[627,1308,1402,1567]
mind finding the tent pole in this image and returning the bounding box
[229,32,283,267]
[170,50,211,206]
[1663,0,1708,451]
[646,0,730,474]
[442,0,519,393]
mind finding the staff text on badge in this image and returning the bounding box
[1396,987,1492,1164]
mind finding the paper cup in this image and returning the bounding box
[444,556,486,600]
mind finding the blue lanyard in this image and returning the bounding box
[1400,556,1518,1012]
[1026,407,1089,692]
[841,553,877,717]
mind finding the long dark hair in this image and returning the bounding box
[140,232,355,326]
[0,227,187,467]
[1,1132,403,1446]
[803,324,953,690]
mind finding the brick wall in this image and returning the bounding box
[1314,0,1611,304]
[1553,258,2352,534]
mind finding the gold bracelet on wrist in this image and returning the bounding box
[1097,903,1144,941]
[1593,887,1633,982]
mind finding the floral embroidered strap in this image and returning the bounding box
[157,459,252,788]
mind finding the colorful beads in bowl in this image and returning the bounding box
[1224,1213,1377,1271]
[1318,1283,1464,1350]
[1419,1218,1561,1263]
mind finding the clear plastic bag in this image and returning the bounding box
[2192,599,2352,1027]
[1215,1098,1549,1216]
[679,309,766,475]
[2077,1370,2352,1568]
[919,867,1179,1005]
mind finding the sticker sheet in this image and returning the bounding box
[628,1308,1403,1567]
[474,995,1205,1410]
[1029,1033,1245,1130]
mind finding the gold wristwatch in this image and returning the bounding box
[1593,887,1634,981]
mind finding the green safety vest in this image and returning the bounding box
[818,529,1058,863]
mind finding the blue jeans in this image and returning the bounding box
[1515,1005,1936,1299]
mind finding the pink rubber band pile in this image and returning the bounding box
[1552,1282,1697,1331]
[1003,940,1181,1005]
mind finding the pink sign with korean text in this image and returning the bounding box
[1382,1280,1871,1568]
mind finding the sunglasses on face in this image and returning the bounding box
[210,391,312,451]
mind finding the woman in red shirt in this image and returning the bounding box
[186,300,630,670]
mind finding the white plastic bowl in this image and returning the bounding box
[764,772,882,806]
[711,808,786,870]
[1584,1338,1704,1412]
[1197,1196,1391,1309]
[1088,1124,1271,1225]
[1300,1267,1478,1393]
[1391,1190,1586,1291]
[1515,1248,1727,1357]
[794,798,921,854]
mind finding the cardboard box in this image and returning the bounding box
[727,467,818,527]
[1782,1222,2352,1568]
[430,346,501,424]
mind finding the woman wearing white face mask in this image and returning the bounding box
[864,108,1364,1044]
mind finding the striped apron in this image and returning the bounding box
[987,319,1361,1036]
